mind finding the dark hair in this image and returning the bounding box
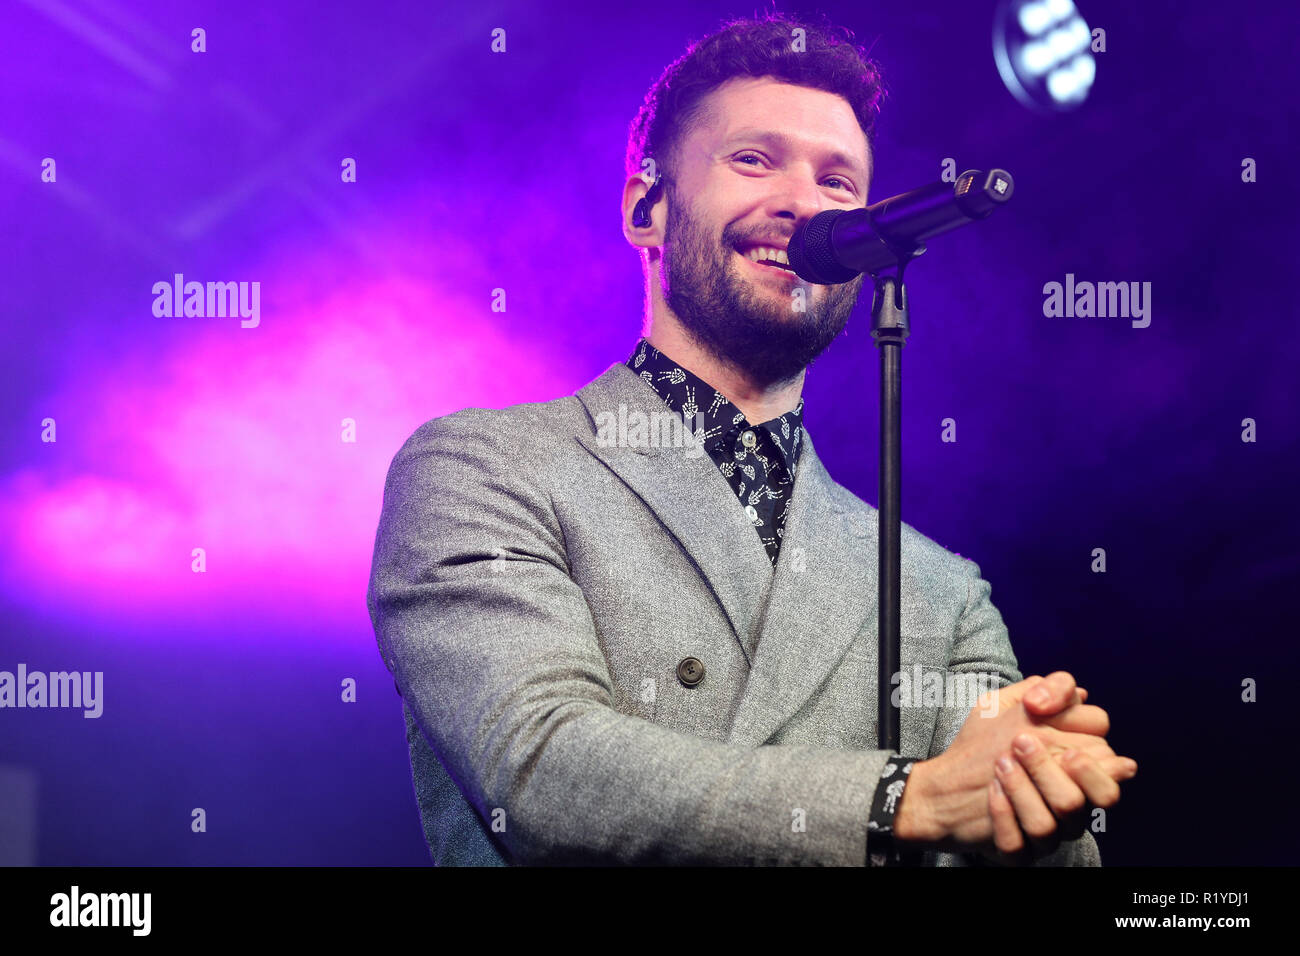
[625,10,886,184]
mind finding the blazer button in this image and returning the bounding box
[676,656,705,687]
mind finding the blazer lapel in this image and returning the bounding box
[574,361,882,749]
[575,363,774,663]
[726,430,880,748]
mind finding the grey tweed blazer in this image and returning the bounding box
[366,360,1101,867]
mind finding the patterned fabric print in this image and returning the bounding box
[626,338,804,566]
[866,757,918,867]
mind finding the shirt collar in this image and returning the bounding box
[625,337,805,472]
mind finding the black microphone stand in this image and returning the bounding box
[871,170,1013,864]
[872,252,921,761]
[870,241,927,868]
[788,168,1014,865]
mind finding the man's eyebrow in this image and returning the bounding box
[722,128,869,182]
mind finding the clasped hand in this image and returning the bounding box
[984,672,1136,863]
[898,671,1138,864]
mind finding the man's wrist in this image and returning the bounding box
[892,758,942,846]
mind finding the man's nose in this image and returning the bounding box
[770,173,826,223]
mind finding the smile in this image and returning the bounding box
[735,248,800,281]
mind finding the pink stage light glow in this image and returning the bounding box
[0,248,577,638]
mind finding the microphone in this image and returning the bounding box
[786,168,1015,283]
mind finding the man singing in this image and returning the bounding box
[366,11,1137,866]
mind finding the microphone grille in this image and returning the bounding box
[788,209,858,284]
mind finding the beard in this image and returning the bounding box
[659,188,865,389]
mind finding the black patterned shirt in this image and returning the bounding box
[625,337,913,866]
[626,338,803,566]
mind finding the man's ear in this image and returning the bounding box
[623,173,664,248]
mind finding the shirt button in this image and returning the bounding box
[744,505,759,522]
[741,430,757,449]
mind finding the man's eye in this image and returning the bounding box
[735,154,854,193]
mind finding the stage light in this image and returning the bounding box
[994,0,1097,111]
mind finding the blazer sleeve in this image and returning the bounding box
[366,411,900,866]
[925,560,1102,867]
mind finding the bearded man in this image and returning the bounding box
[366,12,1137,867]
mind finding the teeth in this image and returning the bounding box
[741,246,791,267]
